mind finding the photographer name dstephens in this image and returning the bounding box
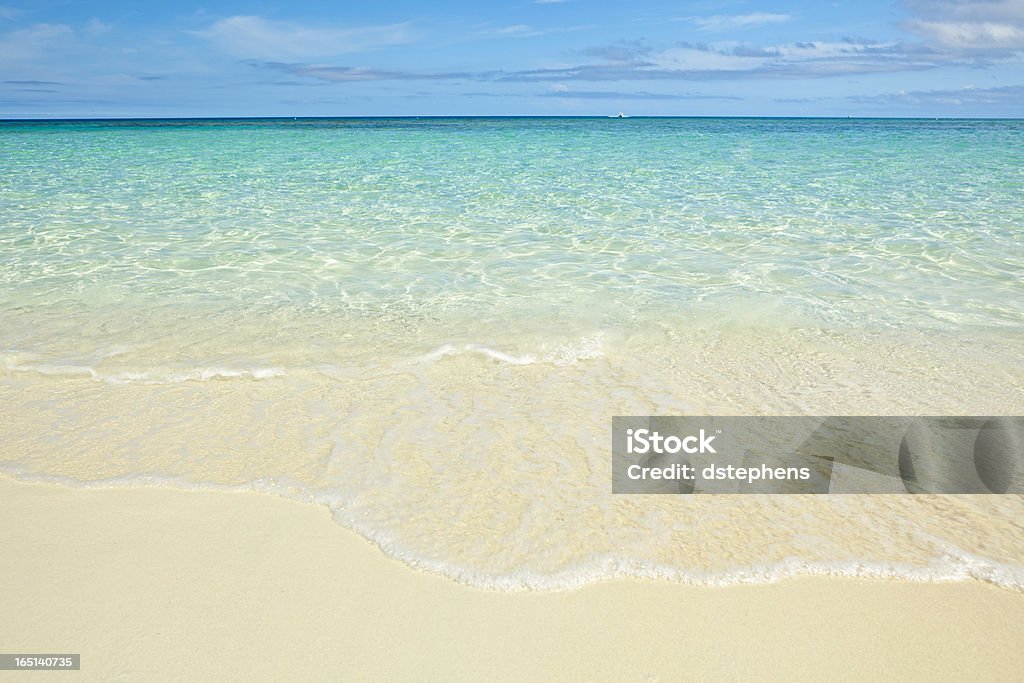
[624,427,810,484]
[626,461,812,484]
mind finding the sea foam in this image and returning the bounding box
[3,463,1023,593]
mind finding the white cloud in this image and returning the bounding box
[198,16,412,59]
[495,24,535,36]
[0,23,72,62]
[904,0,1024,22]
[478,23,590,39]
[903,0,1024,49]
[482,36,953,83]
[85,18,111,36]
[643,39,932,76]
[907,19,1024,47]
[654,45,763,71]
[692,13,791,31]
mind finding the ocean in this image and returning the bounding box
[1,117,1022,589]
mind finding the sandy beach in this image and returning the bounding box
[3,475,1023,681]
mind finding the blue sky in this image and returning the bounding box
[2,0,1023,117]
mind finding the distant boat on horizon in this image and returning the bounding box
[609,112,629,118]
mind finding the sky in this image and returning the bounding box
[1,0,1023,118]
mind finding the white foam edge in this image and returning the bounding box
[2,466,1021,594]
[2,356,286,384]
[409,337,605,368]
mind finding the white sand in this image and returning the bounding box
[3,476,1023,681]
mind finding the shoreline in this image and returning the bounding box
[4,476,1023,680]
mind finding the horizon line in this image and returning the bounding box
[3,115,1023,123]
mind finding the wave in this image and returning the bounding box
[1,333,605,384]
[2,353,286,384]
[104,367,287,384]
[3,466,1022,594]
[411,336,605,367]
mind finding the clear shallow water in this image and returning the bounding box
[1,118,1023,590]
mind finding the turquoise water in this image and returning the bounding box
[2,118,1022,330]
[2,118,1023,590]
